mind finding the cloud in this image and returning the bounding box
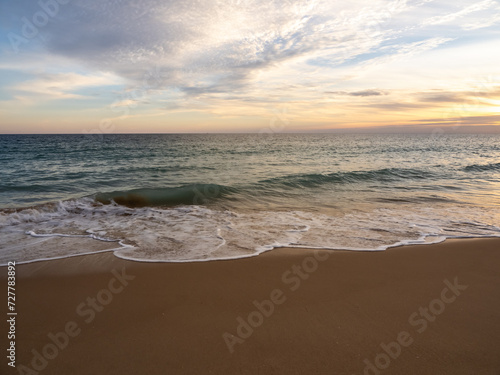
[417,92,464,103]
[326,89,387,97]
[423,0,497,26]
[462,11,500,30]
[352,86,500,111]
[360,102,429,110]
[2,1,467,102]
[3,0,426,96]
[41,0,328,89]
[1,0,499,132]
[414,114,500,126]
[348,89,387,97]
[9,72,119,100]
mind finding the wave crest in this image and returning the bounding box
[95,184,234,207]
[463,162,500,172]
[259,168,434,188]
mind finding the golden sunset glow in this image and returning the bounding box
[0,0,499,133]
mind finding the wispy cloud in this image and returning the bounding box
[9,72,119,100]
[423,0,497,26]
[0,0,499,132]
[326,90,387,97]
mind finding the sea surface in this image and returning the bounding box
[1,133,499,264]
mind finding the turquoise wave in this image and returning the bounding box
[95,184,235,207]
[93,168,439,208]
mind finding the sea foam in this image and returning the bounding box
[1,197,499,265]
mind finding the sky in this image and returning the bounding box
[0,0,499,134]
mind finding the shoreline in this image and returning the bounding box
[3,233,500,267]
[2,238,500,374]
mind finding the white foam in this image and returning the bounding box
[1,198,499,264]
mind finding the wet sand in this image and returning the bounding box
[2,238,500,374]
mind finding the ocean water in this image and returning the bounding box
[0,133,499,264]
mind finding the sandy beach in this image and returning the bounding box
[2,238,500,375]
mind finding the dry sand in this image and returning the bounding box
[1,238,500,374]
